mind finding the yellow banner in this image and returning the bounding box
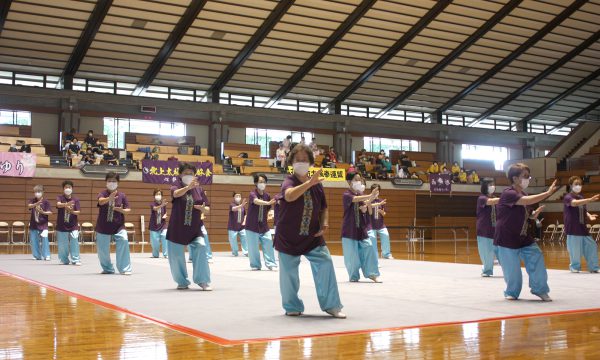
[286,167,346,181]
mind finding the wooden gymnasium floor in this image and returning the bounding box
[1,240,600,359]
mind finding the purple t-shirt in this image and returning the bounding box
[273,193,283,226]
[341,190,369,241]
[166,180,209,245]
[246,189,271,234]
[227,201,246,232]
[96,190,129,235]
[476,195,495,238]
[29,198,51,230]
[149,201,167,232]
[563,193,588,236]
[494,187,533,249]
[56,195,80,232]
[370,198,386,231]
[274,175,327,256]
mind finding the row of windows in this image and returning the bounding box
[0,70,572,136]
[103,118,186,149]
[0,110,31,126]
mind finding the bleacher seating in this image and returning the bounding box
[223,143,278,174]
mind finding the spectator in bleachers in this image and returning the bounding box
[103,149,118,166]
[28,185,52,261]
[282,135,292,153]
[65,128,76,142]
[228,191,248,257]
[82,148,95,165]
[458,168,467,183]
[309,137,319,157]
[451,162,460,175]
[149,189,168,259]
[494,163,557,301]
[56,180,81,266]
[347,162,356,174]
[476,179,499,277]
[427,161,440,174]
[328,147,338,165]
[322,154,331,168]
[368,184,392,260]
[246,174,278,271]
[275,144,344,318]
[96,172,132,275]
[440,165,450,175]
[84,130,97,147]
[563,176,599,273]
[166,163,211,290]
[400,151,412,167]
[358,149,369,164]
[342,173,381,283]
[472,170,480,184]
[276,142,287,168]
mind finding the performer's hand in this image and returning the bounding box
[590,194,600,202]
[314,224,328,237]
[308,168,325,187]
[589,214,598,221]
[547,179,558,194]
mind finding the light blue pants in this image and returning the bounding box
[497,243,549,299]
[368,227,392,258]
[57,230,80,264]
[278,246,343,313]
[30,229,50,260]
[150,230,168,258]
[96,230,132,274]
[246,230,277,270]
[566,235,599,272]
[341,237,380,281]
[228,229,248,256]
[167,237,211,287]
[477,236,499,276]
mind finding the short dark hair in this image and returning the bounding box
[253,173,267,183]
[346,172,360,181]
[153,188,162,196]
[371,183,380,191]
[287,143,314,165]
[178,162,196,175]
[507,163,530,183]
[568,176,582,186]
[480,178,494,195]
[88,130,93,134]
[62,180,74,188]
[105,171,119,181]
[232,191,241,197]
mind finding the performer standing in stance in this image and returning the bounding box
[56,180,81,265]
[96,172,132,275]
[275,144,345,318]
[367,184,391,259]
[28,185,52,261]
[149,189,168,258]
[228,191,248,257]
[166,163,212,290]
[476,179,499,277]
[246,174,277,271]
[563,176,599,273]
[494,163,557,301]
[342,173,381,283]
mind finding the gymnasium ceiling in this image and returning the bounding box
[0,0,599,134]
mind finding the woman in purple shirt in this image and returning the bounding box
[494,163,557,301]
[246,174,277,271]
[476,179,500,277]
[166,163,211,290]
[150,188,168,258]
[342,173,381,283]
[56,180,81,265]
[275,144,344,318]
[96,172,132,275]
[227,191,248,257]
[563,176,599,273]
[367,184,392,260]
[28,184,52,261]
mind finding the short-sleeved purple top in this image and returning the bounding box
[563,193,588,236]
[246,189,271,234]
[493,187,533,249]
[29,198,51,230]
[96,190,130,235]
[227,201,246,232]
[166,180,209,245]
[341,190,369,241]
[476,194,496,238]
[149,201,168,232]
[56,195,80,232]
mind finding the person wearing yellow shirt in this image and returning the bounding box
[458,168,468,183]
[472,170,480,184]
[451,162,460,175]
[427,161,440,174]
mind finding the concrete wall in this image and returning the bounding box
[79,116,104,135]
[227,127,246,144]
[31,112,58,145]
[186,124,209,148]
[421,141,436,153]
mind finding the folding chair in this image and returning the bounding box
[80,222,95,243]
[542,224,555,245]
[0,222,10,243]
[125,222,136,243]
[11,221,27,243]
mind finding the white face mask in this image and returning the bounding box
[488,186,495,195]
[293,162,310,176]
[572,185,582,194]
[257,183,266,191]
[352,181,365,193]
[520,178,530,190]
[64,188,73,196]
[34,192,43,199]
[181,175,194,186]
[107,182,118,191]
[234,196,242,204]
[155,195,162,202]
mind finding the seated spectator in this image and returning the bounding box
[451,161,460,175]
[347,162,356,174]
[82,149,95,165]
[65,128,76,143]
[427,161,440,174]
[328,147,338,164]
[400,151,412,167]
[84,130,97,147]
[440,165,451,175]
[308,137,319,157]
[282,135,292,153]
[322,154,332,168]
[151,145,160,160]
[275,142,286,168]
[67,138,80,158]
[458,168,467,183]
[103,149,118,166]
[472,170,480,184]
[358,149,369,164]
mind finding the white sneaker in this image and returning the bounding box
[536,293,552,302]
[73,262,82,266]
[481,273,491,277]
[177,285,189,290]
[44,257,50,261]
[121,271,132,276]
[199,283,212,291]
[570,268,580,273]
[285,311,302,316]
[368,275,382,283]
[325,309,347,319]
[505,295,517,300]
[350,278,359,282]
[384,255,394,260]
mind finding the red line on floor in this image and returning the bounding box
[3,269,600,346]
